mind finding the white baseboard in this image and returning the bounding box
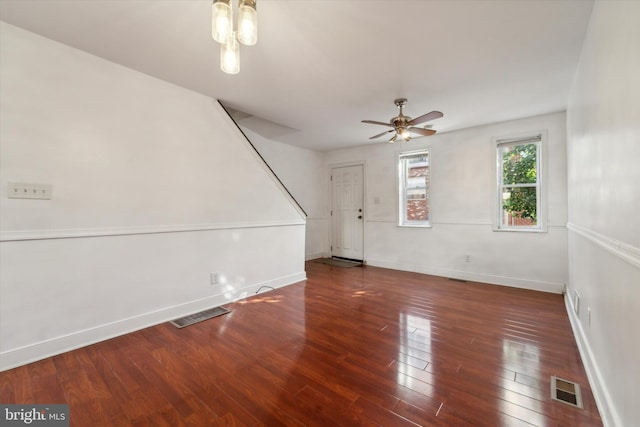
[365,259,564,293]
[0,271,306,372]
[564,294,621,427]
[305,251,329,261]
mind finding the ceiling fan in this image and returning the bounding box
[362,98,443,143]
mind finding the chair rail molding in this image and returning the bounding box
[567,222,640,270]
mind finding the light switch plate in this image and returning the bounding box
[7,182,52,199]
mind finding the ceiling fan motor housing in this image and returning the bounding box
[392,98,411,128]
[392,116,411,127]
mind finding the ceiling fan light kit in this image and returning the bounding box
[362,98,443,143]
[212,0,258,74]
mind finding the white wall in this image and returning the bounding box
[0,23,306,370]
[566,2,640,426]
[243,128,329,260]
[326,112,568,293]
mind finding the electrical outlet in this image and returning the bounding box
[588,307,591,327]
[573,291,581,316]
[210,273,218,285]
[465,255,471,263]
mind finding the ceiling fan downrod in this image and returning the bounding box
[394,98,408,117]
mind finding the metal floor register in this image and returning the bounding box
[170,306,231,328]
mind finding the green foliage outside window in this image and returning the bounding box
[502,143,537,221]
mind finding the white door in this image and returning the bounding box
[331,165,364,260]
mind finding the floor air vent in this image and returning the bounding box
[171,306,230,329]
[551,375,583,408]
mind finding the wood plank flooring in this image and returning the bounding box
[0,262,602,426]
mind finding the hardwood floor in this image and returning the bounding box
[0,262,602,426]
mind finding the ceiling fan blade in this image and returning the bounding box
[362,120,394,127]
[408,127,437,137]
[369,129,394,139]
[408,111,443,126]
[389,134,398,143]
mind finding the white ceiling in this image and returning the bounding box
[0,0,593,151]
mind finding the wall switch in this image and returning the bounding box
[8,182,52,199]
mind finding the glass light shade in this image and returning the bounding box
[220,33,240,74]
[399,128,410,140]
[237,0,257,46]
[212,0,232,44]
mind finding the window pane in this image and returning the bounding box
[500,186,537,227]
[501,143,537,185]
[399,150,429,226]
[496,136,542,231]
[406,198,428,221]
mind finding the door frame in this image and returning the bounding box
[329,161,366,262]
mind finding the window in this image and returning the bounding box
[399,149,430,227]
[496,134,542,230]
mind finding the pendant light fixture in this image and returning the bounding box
[212,0,258,74]
[237,0,258,46]
[221,32,240,74]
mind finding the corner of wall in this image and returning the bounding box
[564,293,621,427]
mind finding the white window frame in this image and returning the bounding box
[494,132,545,232]
[398,149,431,227]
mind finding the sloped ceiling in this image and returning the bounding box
[0,0,593,150]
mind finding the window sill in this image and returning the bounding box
[493,227,547,233]
[398,223,432,228]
